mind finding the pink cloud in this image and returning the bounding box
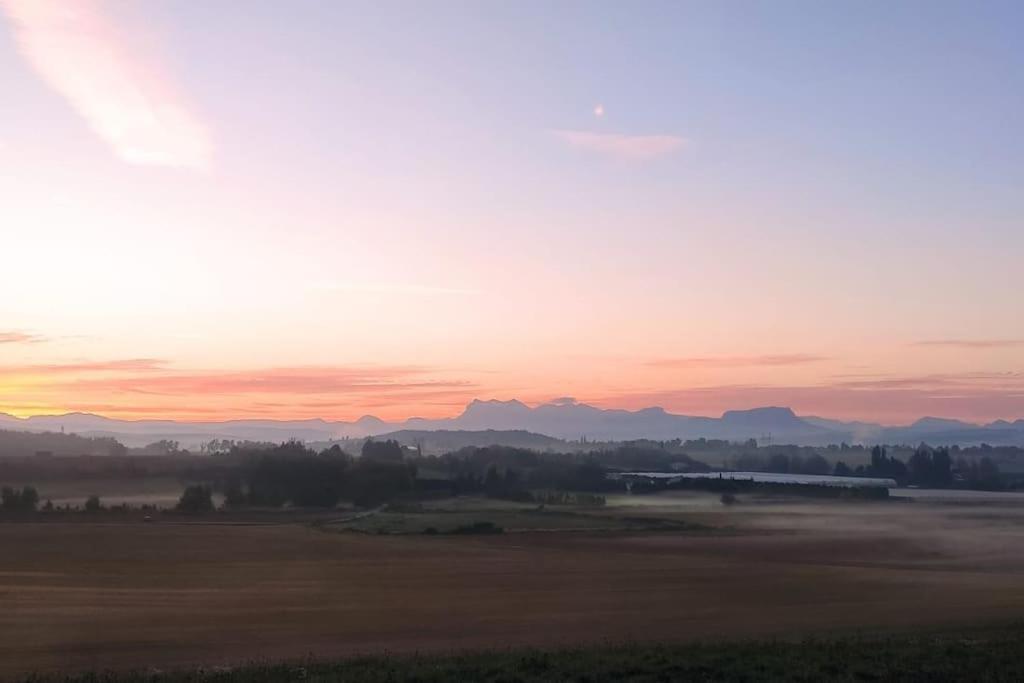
[915,339,1024,349]
[53,365,471,396]
[647,354,830,369]
[3,362,480,420]
[552,129,686,160]
[0,0,211,169]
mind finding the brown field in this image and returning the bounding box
[4,492,1024,679]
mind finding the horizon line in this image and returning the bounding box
[2,399,1019,429]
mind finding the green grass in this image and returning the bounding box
[30,624,1024,682]
[322,506,701,534]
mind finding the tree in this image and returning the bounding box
[977,457,1001,490]
[907,447,932,484]
[222,477,246,507]
[346,461,416,508]
[362,439,404,462]
[1,486,40,512]
[84,495,102,512]
[19,486,39,512]
[146,439,182,455]
[176,485,215,514]
[802,453,830,475]
[767,453,791,473]
[833,461,853,477]
[932,448,953,487]
[484,464,502,496]
[1,486,19,511]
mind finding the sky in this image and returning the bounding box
[0,0,1022,425]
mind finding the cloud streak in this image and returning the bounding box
[0,0,211,169]
[59,366,475,397]
[915,339,1024,350]
[0,331,46,344]
[1,360,480,420]
[552,129,686,160]
[647,354,830,369]
[310,282,480,296]
[0,358,165,376]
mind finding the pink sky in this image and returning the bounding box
[1,1,1022,425]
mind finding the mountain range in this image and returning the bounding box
[2,399,1023,449]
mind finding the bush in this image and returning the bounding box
[450,521,503,535]
[176,485,215,514]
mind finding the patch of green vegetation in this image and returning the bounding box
[448,520,503,535]
[323,505,706,535]
[34,624,1024,682]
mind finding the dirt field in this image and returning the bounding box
[4,493,1024,679]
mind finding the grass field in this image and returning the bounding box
[32,624,1024,682]
[5,491,1024,679]
[321,499,702,534]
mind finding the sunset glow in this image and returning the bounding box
[1,1,1021,425]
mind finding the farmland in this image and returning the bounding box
[5,490,1024,679]
[38,626,1024,682]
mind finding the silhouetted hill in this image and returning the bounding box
[1,400,1022,449]
[371,429,567,455]
[720,407,806,430]
[0,429,125,457]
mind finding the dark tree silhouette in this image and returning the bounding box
[176,485,215,514]
[1,485,39,512]
[362,439,405,462]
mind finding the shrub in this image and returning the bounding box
[450,521,503,535]
[176,485,215,514]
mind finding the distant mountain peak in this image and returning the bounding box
[468,398,528,407]
[910,416,976,430]
[636,406,668,415]
[461,398,530,415]
[1,398,1021,449]
[721,406,797,421]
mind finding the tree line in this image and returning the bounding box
[743,445,1003,489]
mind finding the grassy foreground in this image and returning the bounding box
[30,624,1024,683]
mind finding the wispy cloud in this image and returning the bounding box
[0,331,46,344]
[914,339,1024,350]
[647,354,830,369]
[551,129,686,161]
[831,371,1023,391]
[0,0,211,169]
[60,366,474,396]
[310,282,480,296]
[0,358,165,376]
